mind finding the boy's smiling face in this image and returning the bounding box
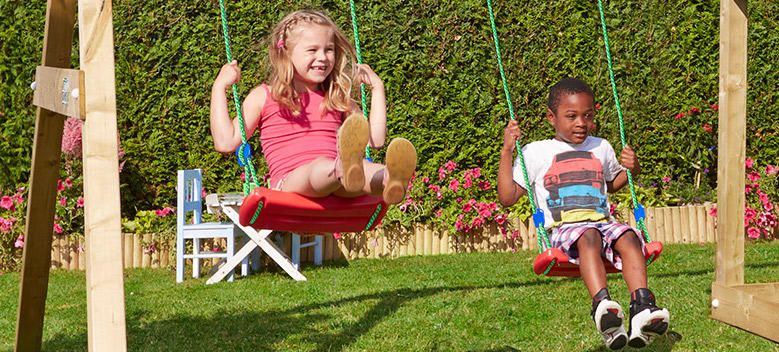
[547,92,596,145]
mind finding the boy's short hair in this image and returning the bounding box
[547,78,595,112]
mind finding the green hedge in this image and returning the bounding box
[1,0,777,214]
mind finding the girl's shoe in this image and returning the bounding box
[628,288,670,348]
[337,115,369,193]
[383,138,416,204]
[593,298,628,350]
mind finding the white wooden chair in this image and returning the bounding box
[275,234,323,270]
[176,169,250,283]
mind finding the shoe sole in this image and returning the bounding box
[628,308,670,348]
[595,300,627,350]
[383,138,417,204]
[338,115,369,193]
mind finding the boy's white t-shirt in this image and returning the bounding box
[512,136,624,229]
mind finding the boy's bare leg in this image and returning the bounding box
[613,231,647,292]
[577,228,608,297]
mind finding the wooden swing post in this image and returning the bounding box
[15,0,127,351]
[711,0,779,342]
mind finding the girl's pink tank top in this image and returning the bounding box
[258,84,343,188]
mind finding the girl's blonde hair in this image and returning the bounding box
[268,10,356,115]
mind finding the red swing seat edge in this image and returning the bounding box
[237,187,387,233]
[533,241,664,277]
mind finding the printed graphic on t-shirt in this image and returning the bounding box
[543,150,608,223]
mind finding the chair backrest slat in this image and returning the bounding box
[177,169,203,227]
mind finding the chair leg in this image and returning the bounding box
[314,235,323,266]
[193,238,200,278]
[226,235,235,282]
[251,245,262,272]
[291,233,301,270]
[176,235,185,283]
[239,234,249,277]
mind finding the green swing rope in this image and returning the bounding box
[596,0,651,243]
[348,0,372,161]
[217,0,264,224]
[486,0,552,251]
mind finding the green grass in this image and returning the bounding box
[2,243,779,351]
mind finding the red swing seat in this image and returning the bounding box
[238,187,387,233]
[533,241,663,277]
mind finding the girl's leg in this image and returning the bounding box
[612,231,647,293]
[577,228,608,297]
[333,161,385,197]
[333,138,417,204]
[279,157,341,197]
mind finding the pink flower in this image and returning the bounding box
[595,103,601,110]
[0,196,14,210]
[53,223,63,234]
[435,209,443,217]
[64,178,73,189]
[661,176,671,183]
[609,203,617,216]
[708,206,717,218]
[59,197,67,206]
[674,112,685,120]
[76,197,84,208]
[702,123,713,133]
[15,235,24,248]
[744,207,757,222]
[689,107,701,115]
[759,192,769,205]
[766,165,778,176]
[438,167,447,181]
[747,227,760,239]
[462,202,473,212]
[449,179,459,192]
[12,193,24,205]
[764,202,774,212]
[462,177,473,189]
[240,172,246,182]
[157,207,175,217]
[201,189,208,198]
[471,216,485,229]
[710,103,719,111]
[444,160,457,172]
[745,184,753,194]
[478,180,491,191]
[422,177,430,184]
[61,117,84,157]
[456,197,462,203]
[57,179,65,192]
[495,213,507,225]
[0,217,15,234]
[747,171,761,182]
[332,232,342,240]
[745,158,754,169]
[469,167,482,179]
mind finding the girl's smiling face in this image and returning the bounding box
[288,24,336,91]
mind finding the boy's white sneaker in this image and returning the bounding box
[593,298,628,350]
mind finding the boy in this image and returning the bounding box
[497,78,669,349]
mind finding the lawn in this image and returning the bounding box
[2,242,779,351]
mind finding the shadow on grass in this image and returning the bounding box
[42,276,574,351]
[584,330,682,352]
[40,260,777,351]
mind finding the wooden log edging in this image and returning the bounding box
[48,204,779,270]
